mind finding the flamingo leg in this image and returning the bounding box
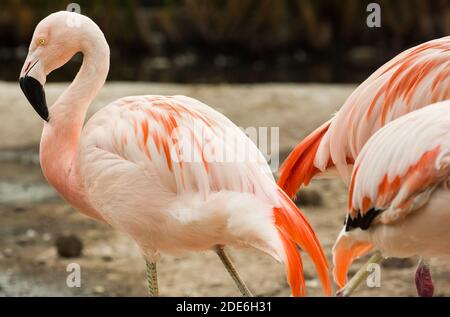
[146,260,159,297]
[215,246,254,297]
[336,250,383,297]
[415,259,434,297]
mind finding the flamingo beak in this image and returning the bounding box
[19,58,49,122]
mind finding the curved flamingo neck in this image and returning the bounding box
[40,30,110,221]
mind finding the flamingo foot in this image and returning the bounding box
[415,261,434,297]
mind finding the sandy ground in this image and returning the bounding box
[1,82,449,297]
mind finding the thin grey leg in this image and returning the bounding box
[215,246,254,297]
[146,260,159,297]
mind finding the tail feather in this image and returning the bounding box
[278,120,332,198]
[277,230,305,296]
[332,229,373,288]
[274,188,332,296]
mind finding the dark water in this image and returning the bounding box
[1,48,382,83]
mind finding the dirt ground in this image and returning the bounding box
[1,82,449,297]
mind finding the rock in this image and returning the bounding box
[55,234,83,258]
[348,267,358,276]
[92,285,105,295]
[16,229,38,246]
[35,254,48,266]
[16,237,29,246]
[13,206,26,213]
[101,255,114,262]
[42,233,52,242]
[3,248,13,258]
[382,258,415,269]
[98,246,114,262]
[26,229,37,239]
[305,279,319,288]
[295,189,324,207]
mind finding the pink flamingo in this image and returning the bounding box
[277,36,449,295]
[332,100,450,296]
[19,11,331,297]
[278,36,450,197]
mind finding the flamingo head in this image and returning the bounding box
[19,11,100,121]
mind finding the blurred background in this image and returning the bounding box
[1,0,449,82]
[0,0,449,297]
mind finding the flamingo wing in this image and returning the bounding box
[81,95,277,202]
[347,100,450,227]
[279,36,450,196]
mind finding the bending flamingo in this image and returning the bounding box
[278,36,449,295]
[278,36,450,197]
[18,11,331,297]
[333,100,450,296]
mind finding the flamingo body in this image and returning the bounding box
[78,95,284,258]
[333,100,450,287]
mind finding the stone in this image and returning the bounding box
[92,285,105,295]
[382,258,415,269]
[55,234,83,258]
[295,189,324,207]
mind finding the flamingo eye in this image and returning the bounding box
[37,38,47,46]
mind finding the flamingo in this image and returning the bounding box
[332,100,450,296]
[278,36,450,198]
[277,36,449,295]
[18,11,331,297]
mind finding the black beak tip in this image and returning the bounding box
[19,76,49,122]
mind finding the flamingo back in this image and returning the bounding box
[279,36,450,197]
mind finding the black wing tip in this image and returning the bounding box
[345,208,382,231]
